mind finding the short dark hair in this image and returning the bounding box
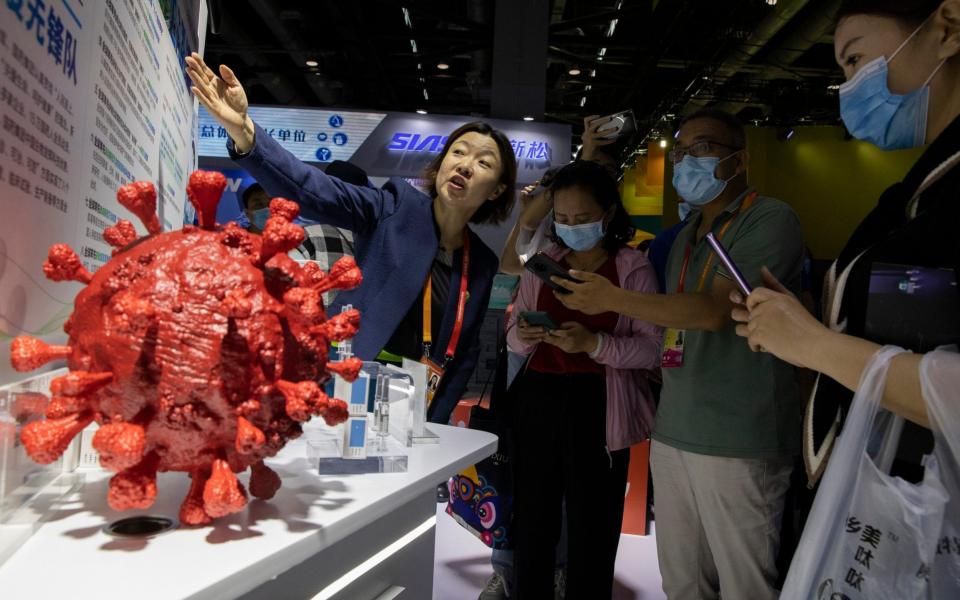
[241,183,266,209]
[548,160,634,253]
[423,121,518,225]
[837,0,941,28]
[679,108,747,150]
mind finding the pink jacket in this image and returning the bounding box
[506,244,662,451]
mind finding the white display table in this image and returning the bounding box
[0,423,496,600]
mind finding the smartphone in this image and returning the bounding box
[593,110,637,140]
[524,253,582,294]
[527,166,561,198]
[705,232,752,295]
[519,311,558,330]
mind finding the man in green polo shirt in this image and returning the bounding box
[552,108,803,600]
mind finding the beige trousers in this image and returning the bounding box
[650,439,794,600]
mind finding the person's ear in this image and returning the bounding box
[735,149,750,177]
[603,205,616,226]
[934,0,960,61]
[488,183,507,201]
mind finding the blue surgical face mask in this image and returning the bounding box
[250,207,270,231]
[678,201,692,222]
[671,152,741,206]
[555,219,605,251]
[839,18,945,150]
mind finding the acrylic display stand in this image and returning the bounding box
[306,415,410,474]
[399,359,439,445]
[0,368,84,566]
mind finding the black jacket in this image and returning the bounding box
[806,114,960,484]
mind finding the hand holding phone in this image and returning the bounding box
[593,110,637,140]
[524,253,582,294]
[705,232,752,295]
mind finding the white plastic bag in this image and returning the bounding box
[781,346,948,600]
[920,347,960,596]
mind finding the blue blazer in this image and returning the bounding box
[228,123,498,424]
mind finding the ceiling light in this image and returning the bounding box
[659,139,668,149]
[401,7,412,28]
[423,89,429,100]
[305,60,318,67]
[580,96,587,107]
[416,109,427,115]
[437,62,449,70]
[522,116,534,122]
[606,19,619,38]
[568,67,581,76]
[827,84,840,90]
[410,39,418,53]
[766,0,778,5]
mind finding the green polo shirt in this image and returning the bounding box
[652,188,804,458]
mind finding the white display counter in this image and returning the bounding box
[0,423,496,600]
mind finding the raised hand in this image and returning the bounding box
[185,53,255,152]
[581,115,617,161]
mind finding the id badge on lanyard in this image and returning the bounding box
[661,192,757,368]
[422,232,470,407]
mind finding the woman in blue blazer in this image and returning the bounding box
[186,53,517,425]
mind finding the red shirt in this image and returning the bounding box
[528,254,619,375]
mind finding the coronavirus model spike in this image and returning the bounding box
[116,181,162,236]
[11,170,365,526]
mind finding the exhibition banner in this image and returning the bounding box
[0,0,205,384]
[199,107,571,186]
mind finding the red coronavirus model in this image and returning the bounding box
[10,170,364,526]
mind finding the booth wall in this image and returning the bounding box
[638,126,923,261]
[745,126,923,260]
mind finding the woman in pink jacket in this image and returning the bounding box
[506,160,662,598]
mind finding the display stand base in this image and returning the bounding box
[407,427,440,445]
[0,473,83,567]
[306,421,409,474]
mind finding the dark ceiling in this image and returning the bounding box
[203,0,847,157]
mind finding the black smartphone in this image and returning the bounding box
[524,253,581,294]
[519,311,559,330]
[527,166,561,198]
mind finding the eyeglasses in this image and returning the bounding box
[668,140,742,164]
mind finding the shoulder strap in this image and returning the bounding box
[907,148,960,219]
